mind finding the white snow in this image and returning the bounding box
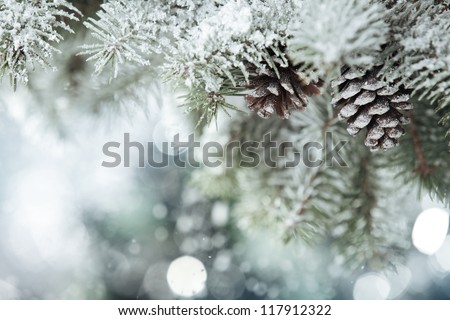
[0,0,78,83]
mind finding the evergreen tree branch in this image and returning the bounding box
[383,0,450,134]
[409,114,437,177]
[329,143,413,272]
[0,0,81,88]
[287,0,389,80]
[391,98,450,207]
[79,0,165,78]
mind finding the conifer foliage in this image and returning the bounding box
[0,0,449,270]
[0,0,80,87]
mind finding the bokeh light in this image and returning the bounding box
[353,273,390,300]
[0,71,448,301]
[385,265,412,299]
[435,236,450,272]
[166,256,207,298]
[412,208,449,255]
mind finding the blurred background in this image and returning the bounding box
[0,78,449,300]
[0,0,449,301]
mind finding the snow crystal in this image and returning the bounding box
[347,126,361,136]
[392,102,413,111]
[361,78,385,91]
[252,87,270,98]
[219,0,253,35]
[341,80,364,100]
[385,127,404,139]
[331,94,343,105]
[354,91,376,106]
[351,110,372,129]
[377,85,399,96]
[196,0,253,49]
[280,73,295,95]
[344,68,366,80]
[367,99,390,115]
[389,93,410,103]
[331,76,346,88]
[339,103,359,118]
[267,82,280,96]
[263,97,276,114]
[376,114,399,128]
[366,125,385,140]
[364,137,379,147]
[380,137,397,150]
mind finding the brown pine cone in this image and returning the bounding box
[332,66,413,151]
[245,63,322,119]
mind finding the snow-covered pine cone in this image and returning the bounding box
[332,66,413,152]
[245,63,322,119]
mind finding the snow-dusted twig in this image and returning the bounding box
[0,0,80,88]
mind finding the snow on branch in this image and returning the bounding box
[80,0,173,79]
[385,1,450,128]
[287,0,388,79]
[165,0,297,92]
[392,98,450,207]
[0,0,80,88]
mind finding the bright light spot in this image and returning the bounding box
[353,273,390,300]
[435,236,450,272]
[211,202,229,227]
[385,265,412,299]
[176,215,194,233]
[412,208,449,255]
[213,251,232,272]
[167,256,207,297]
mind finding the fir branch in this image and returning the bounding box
[200,93,414,270]
[329,144,413,272]
[25,37,162,130]
[409,114,437,177]
[179,84,246,128]
[190,167,241,201]
[164,0,295,92]
[391,98,450,207]
[226,94,350,244]
[79,0,165,78]
[383,0,450,131]
[287,0,389,80]
[0,0,80,88]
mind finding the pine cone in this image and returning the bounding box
[332,66,413,151]
[245,63,321,119]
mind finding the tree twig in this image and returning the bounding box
[409,114,436,177]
